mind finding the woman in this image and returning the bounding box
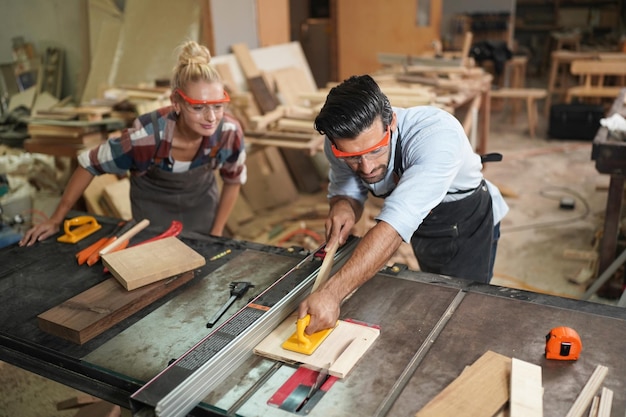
[20,40,246,245]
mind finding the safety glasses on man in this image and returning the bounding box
[331,126,390,164]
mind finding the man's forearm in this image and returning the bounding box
[320,220,403,302]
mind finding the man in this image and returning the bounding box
[298,75,508,334]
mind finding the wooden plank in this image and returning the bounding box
[101,177,132,220]
[597,387,613,417]
[270,67,316,106]
[415,350,511,417]
[565,365,609,417]
[254,312,380,378]
[37,270,195,344]
[83,174,119,216]
[56,394,99,410]
[231,43,262,78]
[231,43,280,113]
[73,400,121,417]
[102,236,206,291]
[510,358,543,417]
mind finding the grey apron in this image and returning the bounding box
[129,113,219,239]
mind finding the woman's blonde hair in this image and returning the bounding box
[171,40,221,91]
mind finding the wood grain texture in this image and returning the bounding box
[37,270,195,344]
[311,240,338,293]
[254,313,380,378]
[415,350,511,417]
[510,358,543,417]
[102,236,205,290]
[565,365,608,417]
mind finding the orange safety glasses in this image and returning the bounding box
[331,126,390,159]
[176,88,230,105]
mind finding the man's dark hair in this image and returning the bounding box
[314,74,393,142]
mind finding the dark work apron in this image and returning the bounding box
[129,113,219,239]
[411,180,493,283]
[388,129,495,283]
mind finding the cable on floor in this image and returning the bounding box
[501,185,591,234]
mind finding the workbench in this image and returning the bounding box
[1,214,626,416]
[591,88,626,290]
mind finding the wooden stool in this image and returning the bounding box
[490,88,547,138]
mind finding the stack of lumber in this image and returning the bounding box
[94,85,172,123]
[33,105,112,122]
[245,105,323,154]
[26,121,106,149]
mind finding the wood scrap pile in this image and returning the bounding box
[217,42,324,155]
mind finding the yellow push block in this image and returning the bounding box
[57,216,102,244]
[282,314,337,355]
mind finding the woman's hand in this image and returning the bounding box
[19,219,61,246]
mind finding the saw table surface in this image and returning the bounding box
[1,214,626,416]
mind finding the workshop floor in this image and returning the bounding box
[0,87,619,416]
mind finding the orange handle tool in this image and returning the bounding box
[99,219,150,256]
[76,221,126,265]
[76,237,108,265]
[86,236,116,266]
[77,220,134,266]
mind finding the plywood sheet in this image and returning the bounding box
[37,270,195,344]
[102,237,206,290]
[254,312,380,378]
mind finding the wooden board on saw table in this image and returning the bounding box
[101,236,206,291]
[415,350,511,417]
[37,270,195,344]
[254,312,380,378]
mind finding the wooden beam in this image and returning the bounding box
[37,270,196,344]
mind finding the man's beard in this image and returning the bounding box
[357,164,388,184]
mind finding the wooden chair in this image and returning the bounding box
[566,60,626,104]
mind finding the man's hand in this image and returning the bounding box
[326,197,361,248]
[298,288,342,334]
[19,220,61,247]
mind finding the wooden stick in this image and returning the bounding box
[597,387,613,417]
[311,240,339,293]
[99,219,150,256]
[565,365,608,417]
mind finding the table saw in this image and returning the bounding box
[1,214,626,416]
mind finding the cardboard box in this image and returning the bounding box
[242,146,298,211]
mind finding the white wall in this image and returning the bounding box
[211,0,259,56]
